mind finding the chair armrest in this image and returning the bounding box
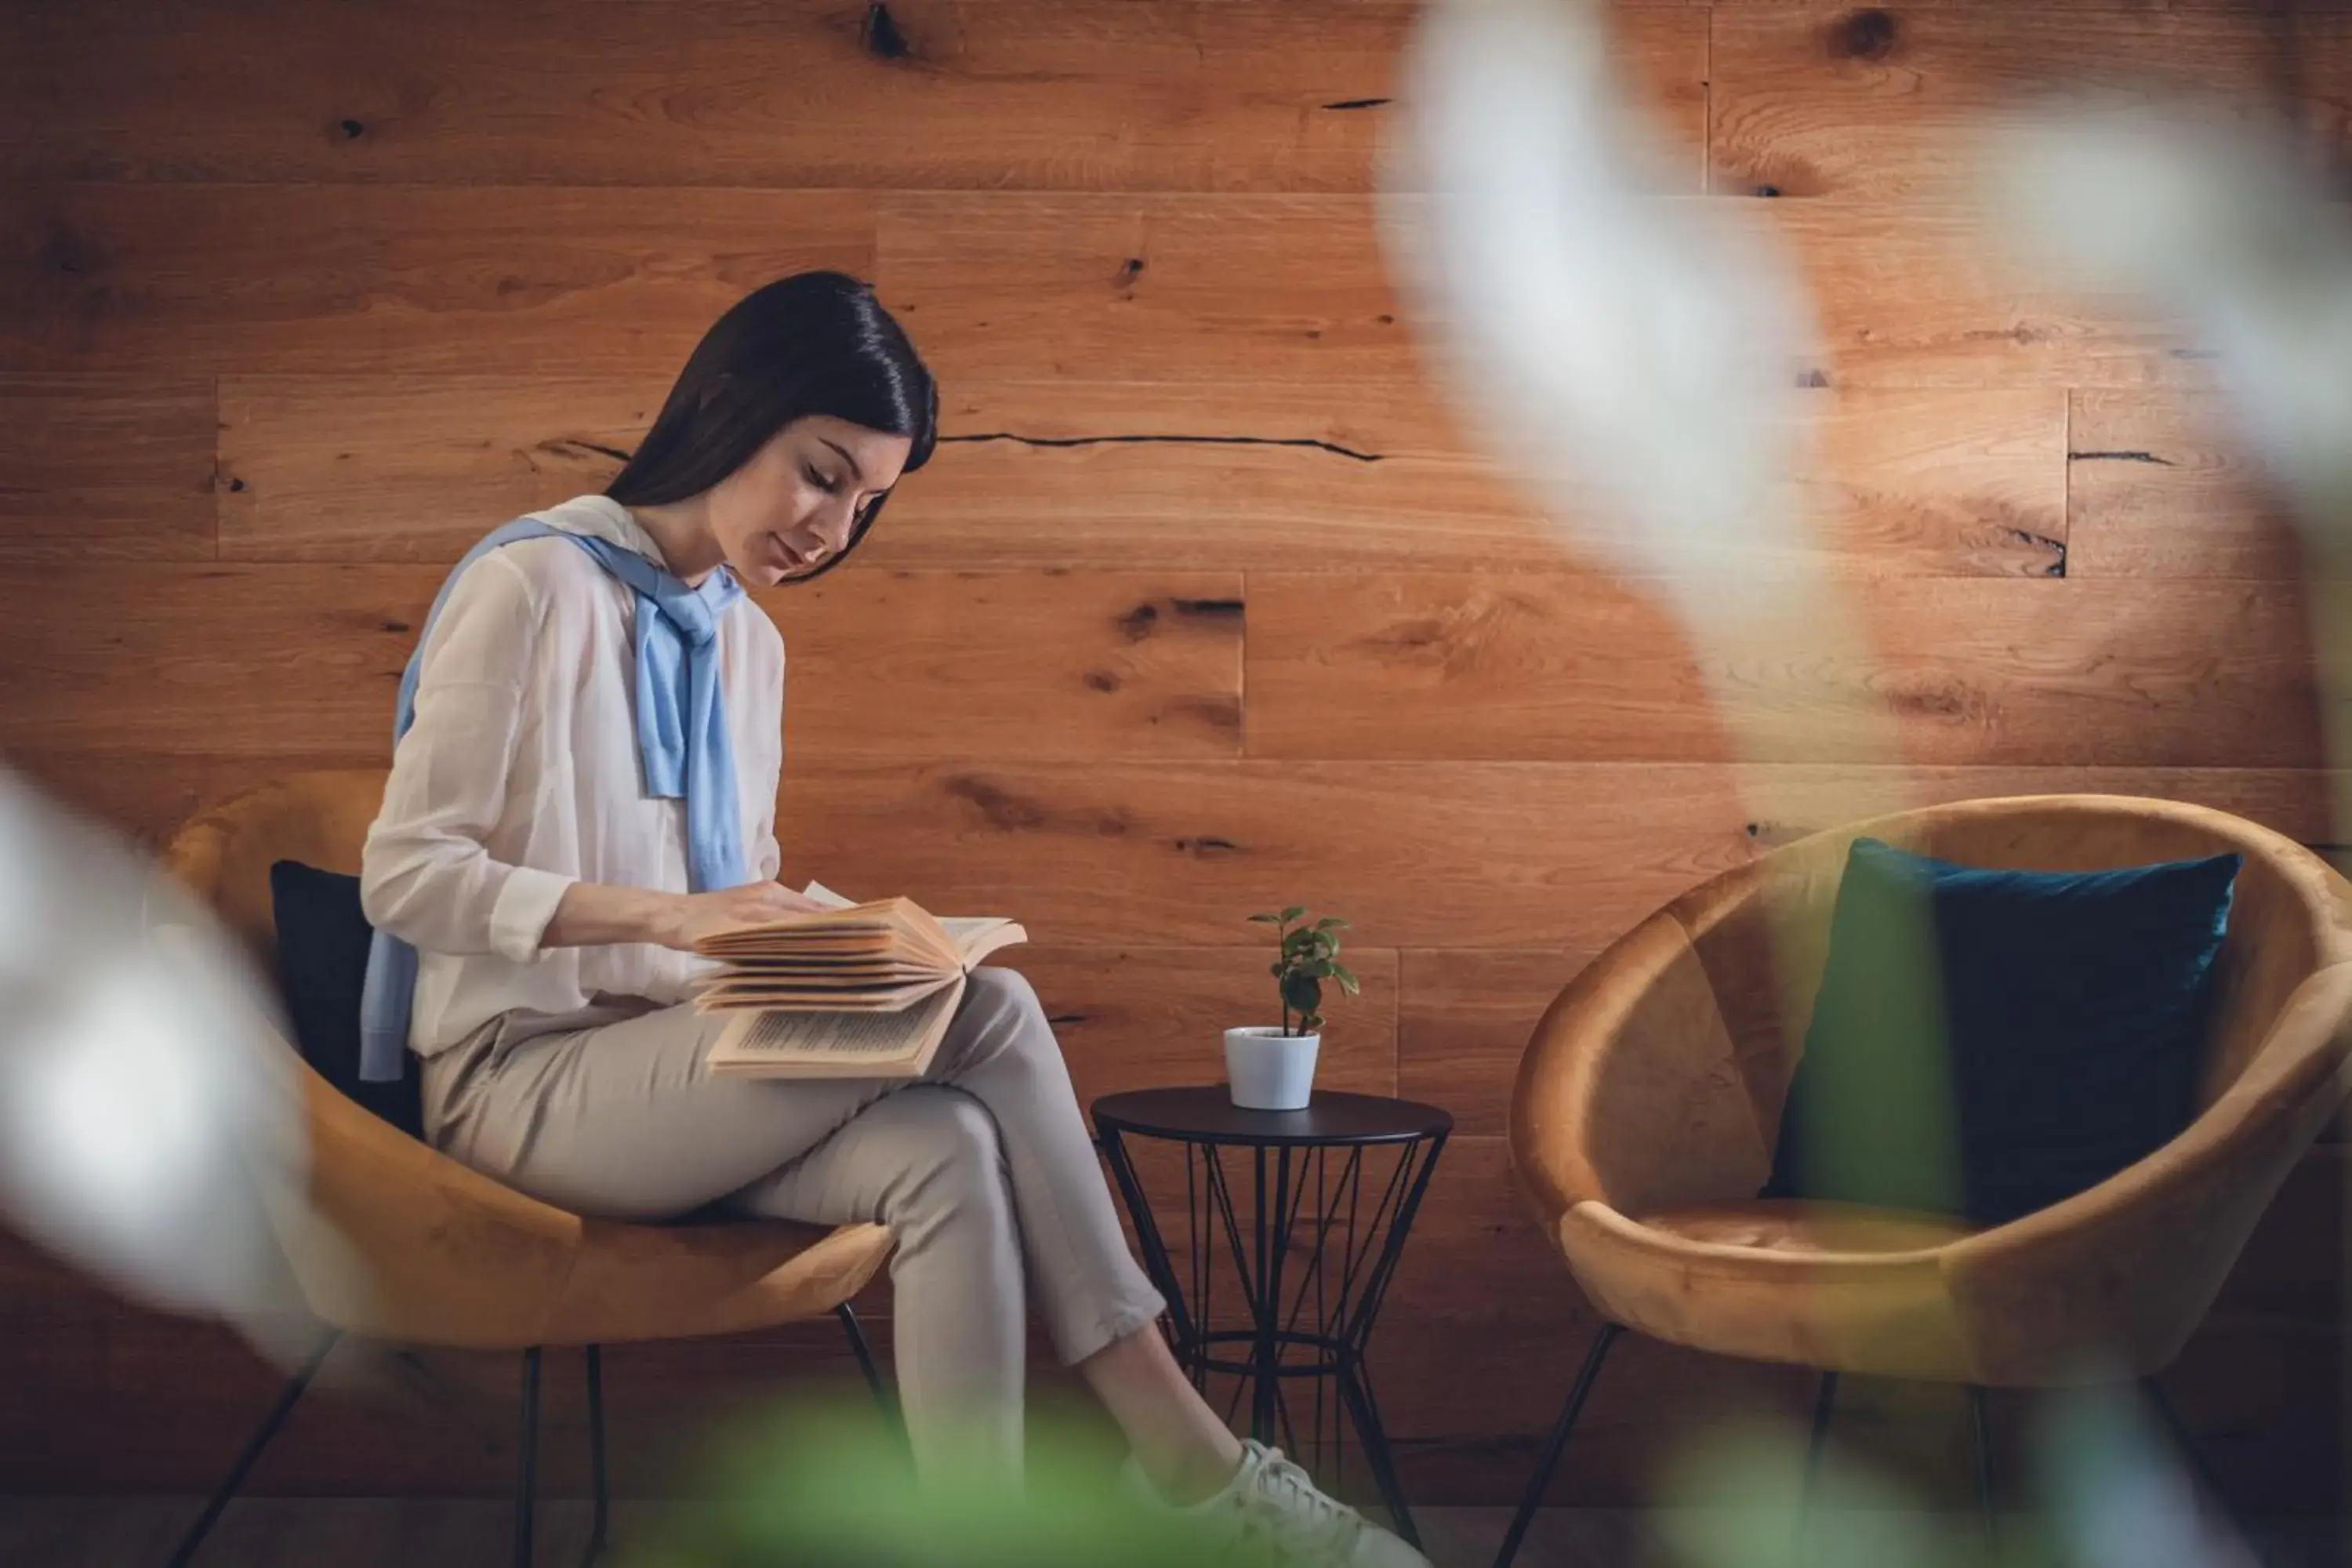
[1510,910,1772,1226]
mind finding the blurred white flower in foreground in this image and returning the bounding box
[1381,0,1908,825]
[1658,1378,2257,1568]
[1381,0,1820,586]
[1985,103,2352,530]
[2034,1380,2259,1568]
[0,764,302,1337]
[1985,103,2352,829]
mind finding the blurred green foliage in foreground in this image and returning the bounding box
[622,1393,1278,1568]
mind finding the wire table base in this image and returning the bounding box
[1094,1088,1451,1545]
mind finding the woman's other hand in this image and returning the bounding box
[667,882,829,950]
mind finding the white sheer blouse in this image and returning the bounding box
[359,494,785,1056]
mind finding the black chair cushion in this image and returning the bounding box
[268,859,424,1140]
[1762,837,2240,1226]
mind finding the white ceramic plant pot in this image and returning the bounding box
[1225,1026,1320,1111]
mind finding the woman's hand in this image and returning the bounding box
[666,882,830,951]
[544,880,827,953]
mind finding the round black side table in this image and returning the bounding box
[1092,1087,1451,1544]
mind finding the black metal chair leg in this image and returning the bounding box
[837,1304,887,1408]
[1338,1367,1417,1548]
[1788,1370,1839,1563]
[1494,1323,1621,1568]
[516,1347,542,1568]
[581,1345,608,1566]
[837,1301,909,1456]
[165,1327,341,1568]
[1969,1386,1996,1548]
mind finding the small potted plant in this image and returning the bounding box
[1226,906,1359,1110]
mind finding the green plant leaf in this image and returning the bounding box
[1331,963,1361,996]
[1247,912,1283,924]
[1315,916,1349,931]
[1279,905,1307,924]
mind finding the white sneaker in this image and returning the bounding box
[1119,1439,1433,1567]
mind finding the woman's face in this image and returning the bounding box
[707,416,914,586]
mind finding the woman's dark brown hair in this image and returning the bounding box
[605,270,938,581]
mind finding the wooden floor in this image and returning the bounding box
[3,1500,2342,1568]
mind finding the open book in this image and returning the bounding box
[691,881,1026,1078]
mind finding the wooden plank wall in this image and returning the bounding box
[2,0,2347,1514]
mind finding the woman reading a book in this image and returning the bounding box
[358,271,1424,1568]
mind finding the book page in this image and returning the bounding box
[801,880,858,910]
[717,985,958,1062]
[697,896,1020,978]
[698,897,957,968]
[946,919,1028,967]
[699,973,958,1011]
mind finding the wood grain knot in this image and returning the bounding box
[1363,616,1448,654]
[1084,670,1122,693]
[1169,597,1243,620]
[943,775,1131,839]
[338,118,365,140]
[2068,449,2174,466]
[1116,603,1160,642]
[536,437,633,464]
[1965,322,2049,346]
[943,774,1049,831]
[863,2,910,60]
[1828,8,1899,61]
[1883,674,1981,722]
[2008,528,2067,578]
[1169,695,1243,734]
[1174,837,1240,857]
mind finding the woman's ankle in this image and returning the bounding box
[1133,1433,1247,1508]
[1080,1325,1247,1505]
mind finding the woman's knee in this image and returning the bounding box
[882,1089,1012,1227]
[964,966,1043,1028]
[958,968,1066,1064]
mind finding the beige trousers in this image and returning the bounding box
[420,967,1166,1481]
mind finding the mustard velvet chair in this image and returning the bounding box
[1494,794,2352,1566]
[159,771,896,1567]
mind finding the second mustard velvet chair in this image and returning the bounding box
[1495,794,2352,1566]
[159,771,896,1568]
